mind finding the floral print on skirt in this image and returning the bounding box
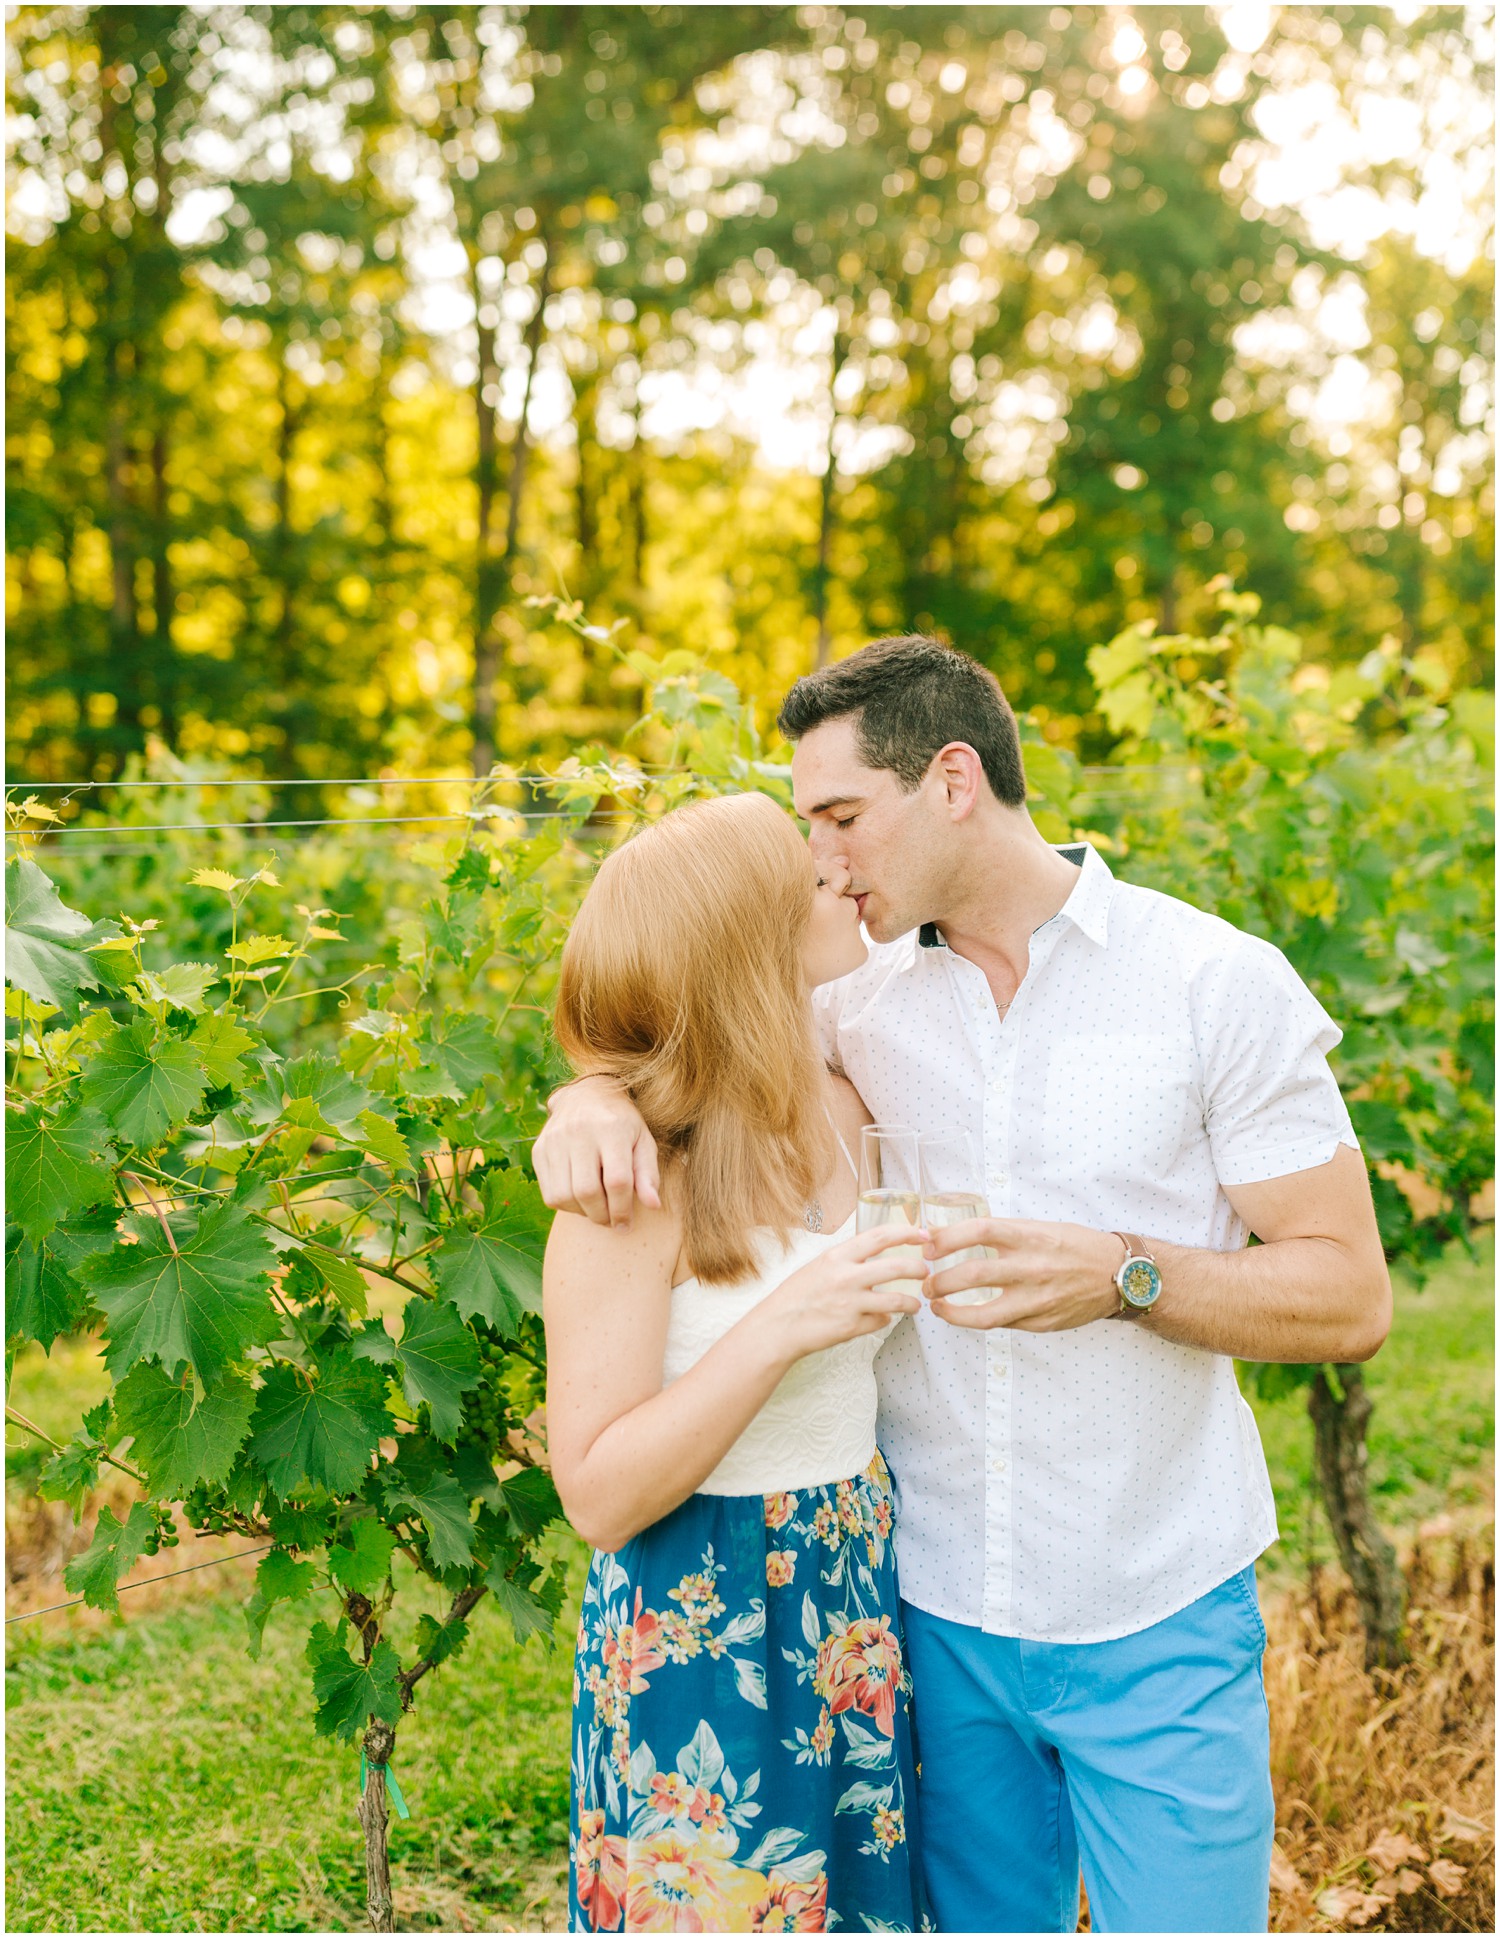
[569,1449,924,1932]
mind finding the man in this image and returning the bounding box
[533,634,1391,1933]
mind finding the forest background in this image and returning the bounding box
[4,5,1496,1936]
[5,1,1494,788]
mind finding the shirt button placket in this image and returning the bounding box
[983,1328,1014,1632]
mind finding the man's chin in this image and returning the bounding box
[862,908,920,946]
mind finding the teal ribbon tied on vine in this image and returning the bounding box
[360,1749,411,1820]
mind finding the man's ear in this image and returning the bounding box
[932,742,986,820]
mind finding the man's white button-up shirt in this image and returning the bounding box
[813,843,1358,1644]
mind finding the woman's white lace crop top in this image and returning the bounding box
[660,1212,896,1496]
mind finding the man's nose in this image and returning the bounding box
[807,822,843,866]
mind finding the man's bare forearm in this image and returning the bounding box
[1137,1233,1391,1363]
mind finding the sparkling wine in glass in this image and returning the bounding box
[857,1126,924,1296]
[919,1126,1001,1308]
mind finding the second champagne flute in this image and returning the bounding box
[919,1126,1001,1308]
[857,1125,925,1297]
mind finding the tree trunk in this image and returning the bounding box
[1159,560,1178,636]
[502,248,551,567]
[628,388,648,598]
[473,245,551,776]
[575,369,597,579]
[149,422,176,746]
[471,268,504,777]
[813,330,848,669]
[273,353,300,778]
[104,338,140,740]
[357,1715,397,1933]
[1307,1364,1408,1669]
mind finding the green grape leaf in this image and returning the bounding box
[396,1299,481,1445]
[266,1498,336,1549]
[299,1243,369,1319]
[278,1055,374,1126]
[433,1015,504,1093]
[306,1619,404,1742]
[6,1207,117,1348]
[249,1348,387,1498]
[500,1465,564,1541]
[226,934,293,966]
[62,1500,156,1611]
[433,1174,546,1336]
[444,847,492,895]
[192,1010,255,1088]
[353,1110,413,1173]
[484,1563,558,1646]
[423,896,482,962]
[327,1516,398,1595]
[282,1096,336,1136]
[350,1318,398,1364]
[4,858,122,1017]
[451,1441,504,1509]
[84,1197,279,1386]
[6,1103,114,1243]
[244,1547,318,1660]
[401,1062,464,1102]
[135,963,218,1014]
[112,1361,256,1496]
[37,1437,102,1522]
[381,1441,476,1573]
[413,1611,470,1669]
[80,1020,209,1147]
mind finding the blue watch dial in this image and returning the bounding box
[1120,1257,1162,1308]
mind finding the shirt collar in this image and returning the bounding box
[916,842,1114,952]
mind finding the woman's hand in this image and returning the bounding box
[760,1224,929,1360]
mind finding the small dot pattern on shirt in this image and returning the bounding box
[812,843,1357,1644]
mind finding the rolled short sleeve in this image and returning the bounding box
[1193,934,1359,1188]
[811,977,842,1069]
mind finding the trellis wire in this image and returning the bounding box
[5,1543,275,1623]
[3,808,594,838]
[5,767,697,790]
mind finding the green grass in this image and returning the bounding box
[5,1537,588,1933]
[5,1233,1491,1930]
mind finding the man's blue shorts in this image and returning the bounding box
[903,1565,1274,1933]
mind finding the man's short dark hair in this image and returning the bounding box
[777,634,1027,807]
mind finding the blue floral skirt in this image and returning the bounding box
[569,1449,925,1932]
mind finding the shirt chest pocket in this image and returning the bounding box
[1041,1032,1194,1180]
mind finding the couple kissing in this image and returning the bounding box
[533,633,1391,1934]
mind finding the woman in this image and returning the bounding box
[545,790,928,1934]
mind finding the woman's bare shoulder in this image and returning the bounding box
[544,1194,683,1284]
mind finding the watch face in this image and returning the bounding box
[1120,1257,1162,1308]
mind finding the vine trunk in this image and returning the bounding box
[357,1717,398,1934]
[1308,1364,1409,1670]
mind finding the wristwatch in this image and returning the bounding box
[1112,1232,1162,1316]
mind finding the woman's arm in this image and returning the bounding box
[544,1202,926,1553]
[544,1205,799,1551]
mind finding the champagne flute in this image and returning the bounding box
[857,1126,925,1296]
[919,1126,1001,1309]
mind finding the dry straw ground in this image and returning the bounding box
[1263,1521,1495,1936]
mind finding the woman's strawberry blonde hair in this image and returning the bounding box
[554,791,834,1283]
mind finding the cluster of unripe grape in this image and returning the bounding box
[455,1326,515,1458]
[141,1502,181,1556]
[181,1484,241,1537]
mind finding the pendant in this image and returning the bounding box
[804,1200,824,1232]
